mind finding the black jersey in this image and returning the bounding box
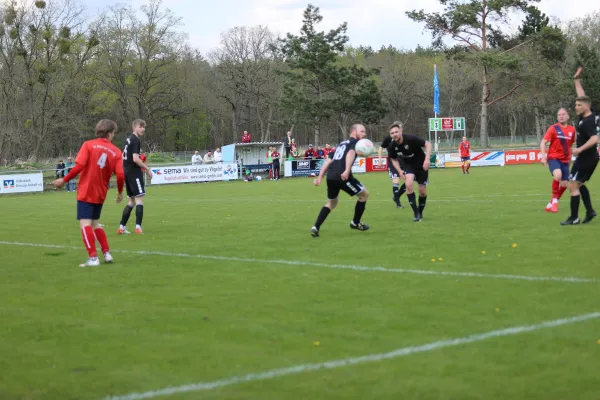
[326,138,358,180]
[576,113,600,162]
[123,134,142,171]
[387,134,426,166]
[380,135,393,149]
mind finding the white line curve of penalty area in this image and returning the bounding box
[104,312,600,400]
[0,241,596,284]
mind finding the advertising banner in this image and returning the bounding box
[352,157,366,173]
[504,150,542,165]
[367,157,388,172]
[150,163,238,185]
[0,172,44,194]
[285,159,325,177]
[443,151,504,168]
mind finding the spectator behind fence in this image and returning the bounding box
[204,151,215,164]
[316,146,325,159]
[214,147,222,162]
[56,159,66,179]
[290,144,300,160]
[324,144,335,156]
[304,144,316,159]
[283,131,293,159]
[65,157,75,192]
[241,130,252,143]
[191,150,202,165]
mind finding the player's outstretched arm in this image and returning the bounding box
[391,158,404,177]
[574,135,599,156]
[574,67,585,97]
[341,149,355,181]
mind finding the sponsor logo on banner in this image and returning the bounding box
[150,163,238,185]
[0,173,44,194]
[504,150,541,165]
[351,157,366,173]
[297,161,310,170]
[289,159,325,177]
[443,151,504,168]
[366,156,388,172]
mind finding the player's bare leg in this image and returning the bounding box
[79,219,100,267]
[466,160,471,174]
[350,188,370,231]
[404,175,421,221]
[311,198,338,237]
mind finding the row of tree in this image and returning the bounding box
[0,0,599,162]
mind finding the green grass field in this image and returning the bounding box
[1,164,599,400]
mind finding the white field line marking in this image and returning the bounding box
[104,312,600,400]
[0,241,596,284]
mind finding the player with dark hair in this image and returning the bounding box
[459,136,471,174]
[378,131,406,208]
[540,108,576,213]
[387,121,432,222]
[53,119,125,267]
[310,124,370,237]
[561,67,599,225]
[118,119,152,234]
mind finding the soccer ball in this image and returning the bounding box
[256,176,262,181]
[355,139,374,156]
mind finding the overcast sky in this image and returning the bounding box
[86,0,599,55]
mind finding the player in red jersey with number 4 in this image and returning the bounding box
[540,108,576,213]
[459,136,471,174]
[53,119,125,267]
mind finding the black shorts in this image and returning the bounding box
[125,169,145,197]
[461,156,470,162]
[388,163,401,179]
[403,164,429,185]
[326,177,364,200]
[570,158,599,184]
[77,201,103,220]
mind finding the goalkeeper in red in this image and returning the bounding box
[53,119,125,267]
[540,108,576,213]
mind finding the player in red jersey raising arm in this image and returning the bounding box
[540,108,576,213]
[53,119,125,267]
[459,136,471,174]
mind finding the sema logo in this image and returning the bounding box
[297,161,310,169]
[151,169,162,175]
[3,179,14,189]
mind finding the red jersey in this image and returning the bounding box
[304,148,316,158]
[459,141,470,157]
[271,151,281,161]
[67,138,124,204]
[544,123,576,163]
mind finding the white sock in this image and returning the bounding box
[136,224,142,230]
[120,224,126,230]
[552,198,558,204]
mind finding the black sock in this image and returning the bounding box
[580,185,594,214]
[135,204,144,226]
[314,206,331,229]
[399,183,406,197]
[353,201,366,225]
[419,195,427,214]
[407,192,418,215]
[570,195,580,219]
[392,184,400,203]
[120,205,133,226]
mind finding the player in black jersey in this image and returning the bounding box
[118,119,152,234]
[387,121,432,222]
[310,124,370,237]
[378,132,406,208]
[561,67,599,225]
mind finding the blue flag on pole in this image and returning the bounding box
[433,64,440,115]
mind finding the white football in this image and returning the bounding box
[355,139,374,156]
